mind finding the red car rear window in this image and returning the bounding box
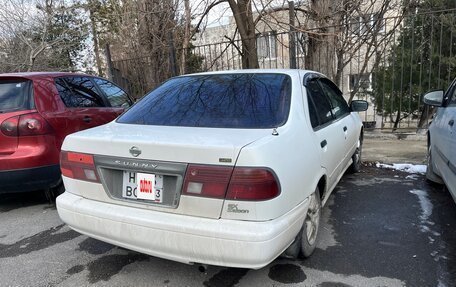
[0,79,33,113]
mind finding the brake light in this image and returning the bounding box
[0,116,19,136]
[182,164,233,198]
[60,151,100,182]
[0,112,53,137]
[226,167,280,200]
[182,165,280,201]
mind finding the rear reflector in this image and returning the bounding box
[226,167,280,201]
[182,164,280,201]
[60,151,100,183]
[182,164,233,199]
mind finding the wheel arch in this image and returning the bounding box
[317,175,327,200]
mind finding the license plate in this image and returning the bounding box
[122,171,164,203]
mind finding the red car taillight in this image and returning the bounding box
[0,112,53,137]
[60,151,100,183]
[182,165,280,201]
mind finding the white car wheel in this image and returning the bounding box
[350,137,362,173]
[301,187,321,257]
[426,145,443,184]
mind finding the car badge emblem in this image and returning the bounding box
[129,146,141,157]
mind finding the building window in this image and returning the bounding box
[351,13,385,35]
[257,31,277,59]
[348,73,372,92]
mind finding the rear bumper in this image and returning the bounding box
[0,165,61,193]
[57,192,309,269]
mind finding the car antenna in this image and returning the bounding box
[272,128,279,136]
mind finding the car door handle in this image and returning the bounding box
[449,119,454,127]
[83,116,92,123]
[343,126,348,132]
[320,140,327,148]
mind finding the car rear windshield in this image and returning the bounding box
[117,73,292,128]
[0,79,33,113]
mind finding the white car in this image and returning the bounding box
[424,81,456,201]
[56,70,367,269]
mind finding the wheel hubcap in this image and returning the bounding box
[305,192,320,245]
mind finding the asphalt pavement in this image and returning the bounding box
[0,165,455,287]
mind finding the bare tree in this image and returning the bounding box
[0,0,88,72]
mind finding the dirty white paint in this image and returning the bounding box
[376,163,427,174]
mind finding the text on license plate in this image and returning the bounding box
[122,171,164,203]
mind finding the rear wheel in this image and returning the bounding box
[44,180,65,203]
[426,144,443,184]
[301,187,321,258]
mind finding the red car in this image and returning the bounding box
[0,72,132,197]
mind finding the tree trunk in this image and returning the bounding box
[392,107,401,131]
[88,1,103,76]
[305,0,337,77]
[417,105,435,130]
[228,0,259,69]
[180,0,191,74]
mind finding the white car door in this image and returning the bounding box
[305,78,347,191]
[318,78,357,166]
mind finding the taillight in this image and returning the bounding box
[0,112,53,137]
[0,116,19,136]
[182,165,280,201]
[226,167,280,200]
[182,164,233,198]
[60,151,100,182]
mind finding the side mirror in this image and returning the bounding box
[350,100,368,112]
[423,90,444,107]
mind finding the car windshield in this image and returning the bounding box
[0,80,33,113]
[117,73,292,128]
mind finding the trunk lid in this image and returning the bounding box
[63,122,272,218]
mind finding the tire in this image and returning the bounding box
[426,145,443,184]
[349,136,363,173]
[301,187,321,258]
[44,180,65,203]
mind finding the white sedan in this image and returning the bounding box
[56,70,367,269]
[424,80,456,201]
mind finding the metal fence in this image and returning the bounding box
[111,9,456,131]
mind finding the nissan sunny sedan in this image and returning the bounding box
[56,70,368,269]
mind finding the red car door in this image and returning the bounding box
[43,76,127,149]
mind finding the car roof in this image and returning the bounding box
[0,71,91,80]
[180,69,321,77]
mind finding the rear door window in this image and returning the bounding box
[0,80,33,112]
[118,73,291,128]
[55,77,106,108]
[93,78,131,108]
[306,79,334,127]
[319,79,350,119]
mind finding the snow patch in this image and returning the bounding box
[376,163,427,174]
[409,189,432,222]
